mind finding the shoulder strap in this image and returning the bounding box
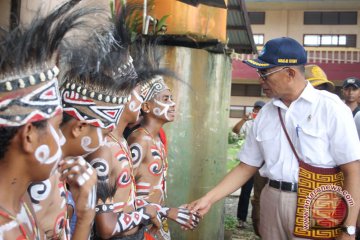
[277,107,301,162]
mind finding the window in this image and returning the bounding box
[304,11,357,25]
[229,105,253,118]
[253,34,264,45]
[248,12,265,25]
[231,84,262,97]
[304,34,356,47]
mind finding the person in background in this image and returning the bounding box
[342,77,360,116]
[305,64,335,91]
[232,101,265,138]
[232,101,265,231]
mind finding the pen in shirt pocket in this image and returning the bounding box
[296,124,301,137]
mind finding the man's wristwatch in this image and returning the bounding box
[341,225,356,236]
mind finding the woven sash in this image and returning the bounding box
[278,107,345,239]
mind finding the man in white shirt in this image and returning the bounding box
[188,37,360,240]
[355,112,360,140]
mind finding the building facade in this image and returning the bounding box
[230,0,360,126]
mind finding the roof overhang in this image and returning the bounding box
[227,0,257,54]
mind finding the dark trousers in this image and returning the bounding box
[237,177,254,221]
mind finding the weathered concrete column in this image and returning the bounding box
[162,46,232,240]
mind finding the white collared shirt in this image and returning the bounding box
[238,83,360,183]
[355,112,360,140]
[239,120,254,139]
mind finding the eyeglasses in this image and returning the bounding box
[257,67,289,80]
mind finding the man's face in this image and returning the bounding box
[257,67,290,99]
[253,106,262,114]
[342,86,360,103]
[33,113,66,179]
[149,89,176,122]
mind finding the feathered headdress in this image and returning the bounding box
[131,36,176,102]
[0,0,91,127]
[60,3,142,130]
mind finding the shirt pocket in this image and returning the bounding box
[255,125,280,160]
[299,125,328,163]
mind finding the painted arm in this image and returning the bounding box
[88,151,161,239]
[187,162,258,216]
[94,201,161,239]
[58,157,97,240]
[135,199,201,230]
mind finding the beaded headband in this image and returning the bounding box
[61,82,130,130]
[0,68,62,127]
[140,75,169,102]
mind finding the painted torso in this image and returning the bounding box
[89,136,139,237]
[28,172,69,240]
[109,137,136,214]
[129,127,168,206]
[0,196,40,240]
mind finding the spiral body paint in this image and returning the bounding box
[129,143,143,168]
[90,158,110,182]
[81,127,106,155]
[34,124,64,177]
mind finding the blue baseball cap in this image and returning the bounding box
[254,101,265,108]
[243,37,307,69]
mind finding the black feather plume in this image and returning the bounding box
[59,3,143,96]
[131,36,178,85]
[0,0,95,82]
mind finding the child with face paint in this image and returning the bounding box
[46,11,146,239]
[0,1,97,239]
[84,6,199,239]
[78,6,163,239]
[126,39,200,240]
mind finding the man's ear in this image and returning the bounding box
[71,120,89,138]
[21,123,40,153]
[141,102,151,113]
[288,67,297,79]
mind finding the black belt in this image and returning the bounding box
[268,179,298,192]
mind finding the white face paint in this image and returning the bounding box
[128,90,143,113]
[34,124,63,167]
[81,127,106,155]
[153,99,176,121]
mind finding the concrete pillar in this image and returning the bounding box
[162,46,232,240]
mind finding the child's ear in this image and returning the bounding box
[141,102,151,113]
[71,120,89,138]
[21,123,42,153]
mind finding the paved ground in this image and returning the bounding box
[224,195,260,240]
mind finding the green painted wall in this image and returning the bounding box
[162,46,232,240]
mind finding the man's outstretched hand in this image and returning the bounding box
[185,195,212,217]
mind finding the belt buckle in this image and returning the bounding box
[290,182,297,192]
[279,181,283,190]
